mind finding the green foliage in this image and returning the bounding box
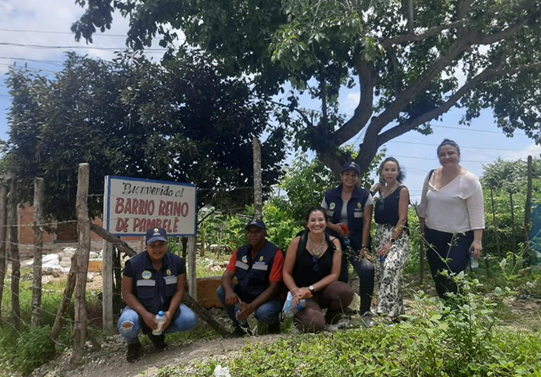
[73,0,541,175]
[183,279,541,377]
[6,52,286,221]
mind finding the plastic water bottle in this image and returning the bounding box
[296,299,307,312]
[235,303,248,326]
[470,251,479,270]
[153,311,165,335]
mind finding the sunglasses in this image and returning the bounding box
[312,255,319,272]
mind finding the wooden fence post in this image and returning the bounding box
[31,177,44,326]
[188,237,197,299]
[0,181,8,323]
[510,192,517,265]
[413,204,424,286]
[72,164,91,364]
[524,156,533,267]
[102,241,114,332]
[253,137,263,220]
[51,254,77,341]
[8,179,21,328]
[489,186,502,258]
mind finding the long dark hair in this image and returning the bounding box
[305,206,327,224]
[378,157,405,183]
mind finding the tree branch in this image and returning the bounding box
[380,20,466,48]
[333,55,376,145]
[472,19,528,45]
[376,60,541,146]
[271,100,314,128]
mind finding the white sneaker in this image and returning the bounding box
[337,318,351,329]
[325,324,339,332]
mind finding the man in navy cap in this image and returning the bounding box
[118,227,196,362]
[217,219,284,336]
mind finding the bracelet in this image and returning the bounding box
[291,287,300,293]
[361,246,369,251]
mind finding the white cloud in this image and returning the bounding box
[501,143,541,161]
[341,92,360,116]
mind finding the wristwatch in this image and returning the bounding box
[390,238,396,244]
[309,285,315,293]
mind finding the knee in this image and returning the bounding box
[181,306,197,330]
[255,306,280,324]
[295,309,325,333]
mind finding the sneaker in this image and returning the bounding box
[147,333,168,350]
[126,341,141,363]
[336,318,351,329]
[361,312,377,328]
[230,324,251,338]
[268,323,281,334]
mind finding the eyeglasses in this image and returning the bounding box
[312,255,319,272]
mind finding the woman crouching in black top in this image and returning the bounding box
[283,207,354,332]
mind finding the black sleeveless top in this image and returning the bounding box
[375,185,405,226]
[292,242,334,288]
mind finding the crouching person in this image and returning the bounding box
[217,219,284,337]
[118,227,196,362]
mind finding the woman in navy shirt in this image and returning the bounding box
[372,157,410,322]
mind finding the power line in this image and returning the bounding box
[0,41,166,52]
[0,57,64,66]
[386,139,539,152]
[0,27,165,41]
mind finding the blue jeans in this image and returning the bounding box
[117,304,196,344]
[216,285,282,326]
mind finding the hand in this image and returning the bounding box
[361,248,373,263]
[236,302,254,322]
[292,288,312,307]
[333,223,347,236]
[162,310,173,331]
[370,182,381,194]
[142,311,157,330]
[225,290,240,306]
[470,240,483,259]
[377,242,392,257]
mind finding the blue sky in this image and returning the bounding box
[1,0,540,205]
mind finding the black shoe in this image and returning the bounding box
[147,333,168,350]
[126,341,141,363]
[230,324,251,338]
[268,323,280,334]
[361,312,377,328]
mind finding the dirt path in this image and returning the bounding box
[37,333,286,377]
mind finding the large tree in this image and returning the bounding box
[73,0,541,175]
[6,52,285,220]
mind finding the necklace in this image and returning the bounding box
[381,182,400,199]
[308,234,325,257]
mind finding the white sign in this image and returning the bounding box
[103,176,197,236]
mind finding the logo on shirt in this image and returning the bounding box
[259,256,264,262]
[166,269,172,276]
[329,202,336,210]
[357,202,362,209]
[142,270,152,280]
[242,255,248,263]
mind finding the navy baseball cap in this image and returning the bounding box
[342,161,361,174]
[146,227,168,244]
[245,219,266,230]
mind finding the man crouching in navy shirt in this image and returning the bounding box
[118,227,196,362]
[217,219,284,337]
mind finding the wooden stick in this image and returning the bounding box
[182,294,229,338]
[90,223,136,257]
[31,177,44,326]
[8,180,21,328]
[51,254,77,341]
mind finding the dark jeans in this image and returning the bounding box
[424,226,473,299]
[216,285,282,326]
[339,251,374,314]
[294,281,354,333]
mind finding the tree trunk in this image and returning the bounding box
[72,164,91,364]
[8,180,20,328]
[31,177,44,326]
[253,137,263,220]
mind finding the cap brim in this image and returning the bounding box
[147,236,168,244]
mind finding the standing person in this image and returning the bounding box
[418,139,485,300]
[322,162,375,326]
[283,207,354,333]
[118,227,196,362]
[372,157,410,322]
[217,219,284,337]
